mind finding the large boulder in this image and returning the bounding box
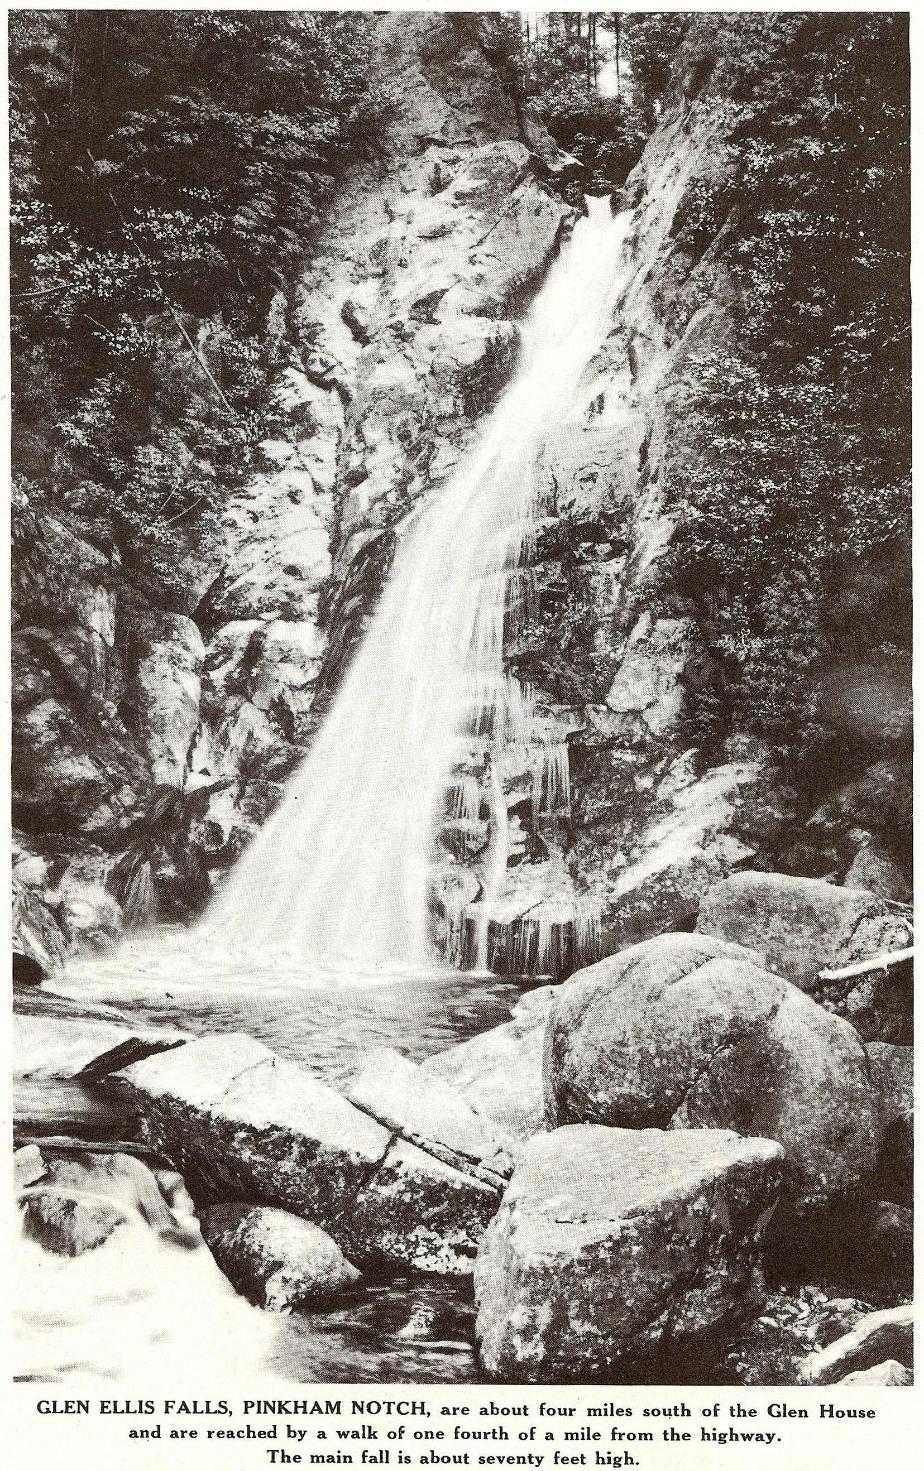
[696,871,908,989]
[544,933,881,1220]
[110,1034,500,1274]
[839,1360,912,1386]
[798,1305,913,1385]
[421,987,554,1142]
[474,1124,784,1382]
[201,1203,360,1311]
[844,844,911,904]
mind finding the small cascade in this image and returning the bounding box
[193,198,635,979]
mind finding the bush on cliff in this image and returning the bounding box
[10,9,383,601]
[664,13,910,751]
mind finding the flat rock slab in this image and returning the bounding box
[799,1305,914,1385]
[347,1047,514,1185]
[14,1013,188,1081]
[474,1124,784,1382]
[111,1033,499,1274]
[201,1204,360,1311]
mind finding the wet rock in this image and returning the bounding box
[696,871,907,989]
[798,1305,913,1385]
[18,1150,195,1256]
[111,1034,499,1274]
[421,987,554,1141]
[474,1124,784,1382]
[839,1359,912,1386]
[201,1203,361,1311]
[12,880,68,979]
[54,879,123,952]
[346,1048,514,1184]
[20,1181,129,1256]
[544,933,881,1222]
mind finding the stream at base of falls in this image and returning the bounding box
[15,960,523,1386]
[15,202,715,1388]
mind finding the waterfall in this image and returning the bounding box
[197,198,633,976]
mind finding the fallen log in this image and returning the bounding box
[817,946,913,985]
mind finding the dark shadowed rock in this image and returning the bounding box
[844,844,911,904]
[13,880,68,979]
[544,933,881,1221]
[201,1203,361,1311]
[420,987,554,1142]
[111,1034,499,1274]
[865,1041,913,1201]
[696,871,908,988]
[844,960,913,1046]
[855,1201,913,1293]
[474,1124,784,1382]
[798,1305,913,1385]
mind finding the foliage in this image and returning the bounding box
[480,12,685,192]
[665,13,910,748]
[10,9,383,600]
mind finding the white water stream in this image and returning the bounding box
[196,198,633,976]
[16,200,639,1386]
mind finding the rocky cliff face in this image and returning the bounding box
[12,13,910,965]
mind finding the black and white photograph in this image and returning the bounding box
[8,1,914,1407]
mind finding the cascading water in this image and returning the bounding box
[17,200,639,1387]
[196,198,634,977]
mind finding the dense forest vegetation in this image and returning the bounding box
[10,9,383,600]
[664,13,910,753]
[10,10,910,761]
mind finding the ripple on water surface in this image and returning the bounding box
[17,936,524,1384]
[51,932,523,1086]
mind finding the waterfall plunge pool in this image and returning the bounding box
[15,954,527,1385]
